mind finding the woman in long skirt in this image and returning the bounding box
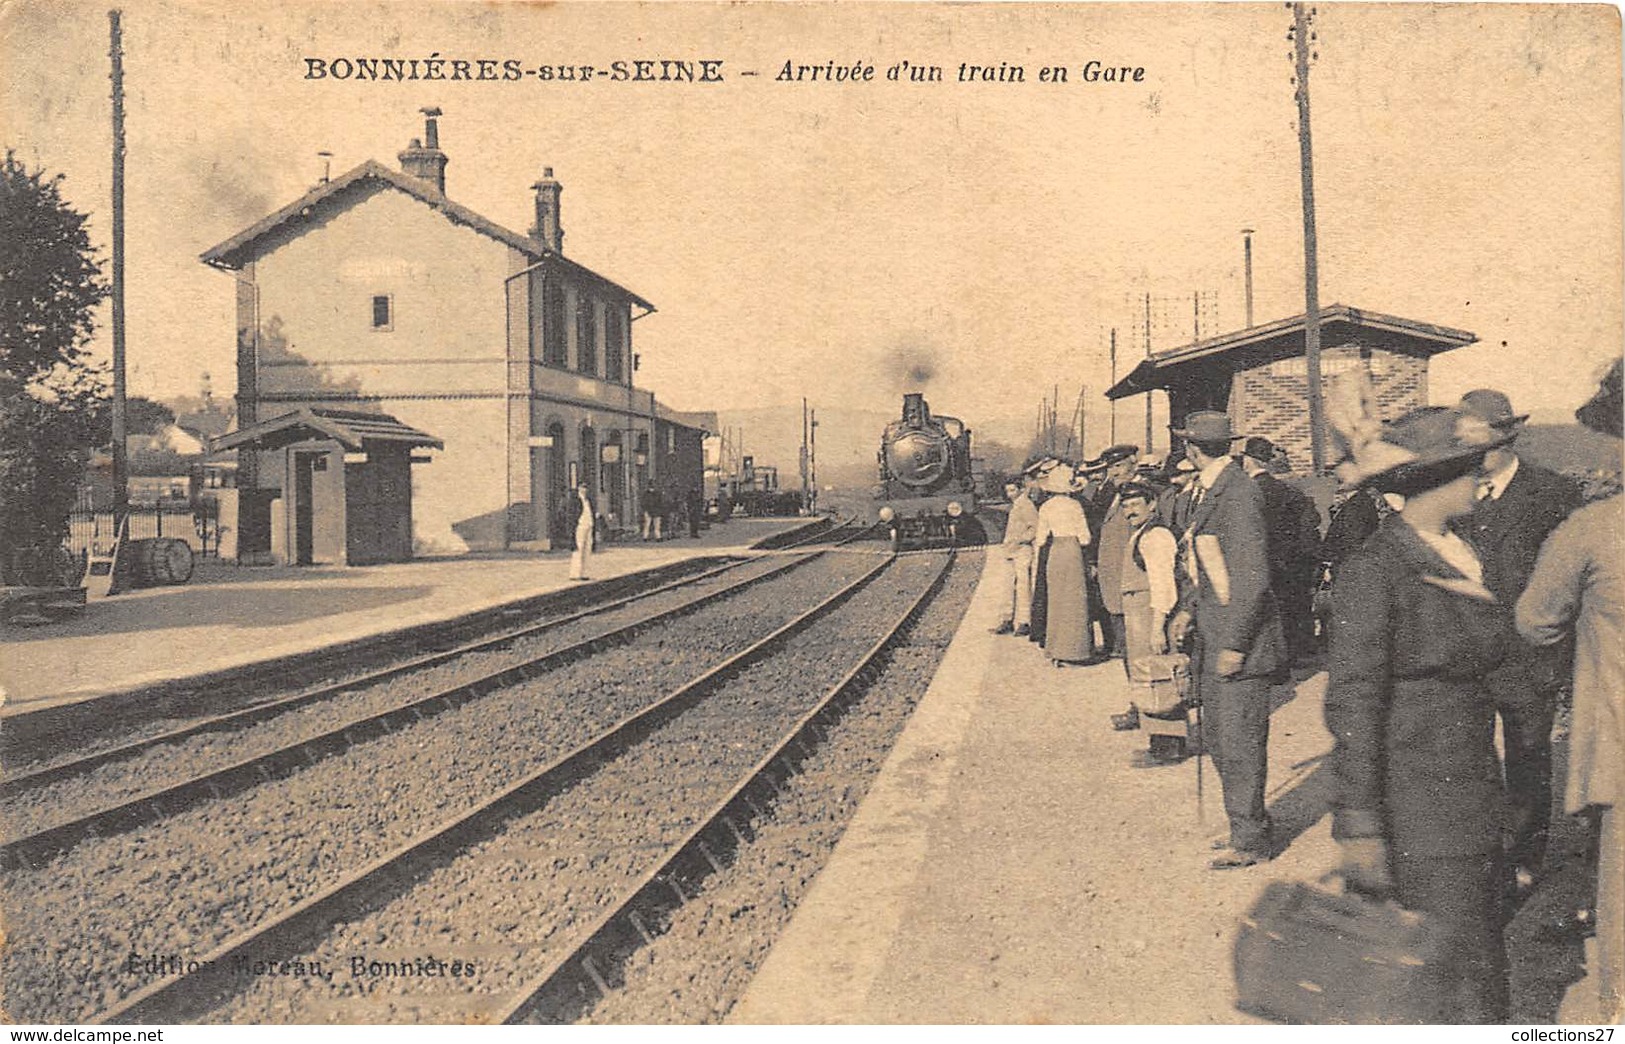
[1028,493,1050,646]
[568,484,596,580]
[1033,465,1094,664]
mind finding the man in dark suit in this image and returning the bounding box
[1090,444,1140,657]
[1237,436,1323,662]
[1168,413,1288,869]
[1454,389,1584,895]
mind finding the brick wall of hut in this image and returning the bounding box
[1231,343,1429,474]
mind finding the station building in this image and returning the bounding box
[1105,304,1477,472]
[201,111,713,565]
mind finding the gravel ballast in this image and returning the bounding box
[0,550,886,1023]
[198,554,953,1023]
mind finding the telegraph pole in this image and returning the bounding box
[808,408,817,509]
[1292,2,1327,473]
[109,10,129,529]
[800,397,810,508]
[1242,228,1256,328]
[1108,330,1117,444]
[1144,310,1154,453]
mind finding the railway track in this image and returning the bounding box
[0,518,849,765]
[75,548,951,1024]
[0,521,868,867]
[0,527,918,1023]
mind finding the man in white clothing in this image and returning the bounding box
[992,476,1040,635]
[1109,482,1181,733]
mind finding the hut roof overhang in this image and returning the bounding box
[212,407,444,454]
[1105,304,1477,400]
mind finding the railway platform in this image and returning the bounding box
[733,551,1605,1024]
[0,518,815,722]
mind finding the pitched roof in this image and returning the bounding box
[655,403,718,435]
[199,159,653,310]
[1105,304,1476,399]
[211,407,443,454]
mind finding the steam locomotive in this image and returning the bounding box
[875,393,981,548]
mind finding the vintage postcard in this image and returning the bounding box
[1,0,1621,1031]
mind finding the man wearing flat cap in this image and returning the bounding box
[1092,443,1141,658]
[1237,436,1323,662]
[1453,389,1583,899]
[1167,412,1287,869]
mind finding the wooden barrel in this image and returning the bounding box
[129,538,195,586]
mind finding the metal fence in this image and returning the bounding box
[65,489,223,560]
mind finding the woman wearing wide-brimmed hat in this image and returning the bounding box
[1324,400,1518,1023]
[1032,460,1096,665]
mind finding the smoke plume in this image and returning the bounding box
[881,337,941,393]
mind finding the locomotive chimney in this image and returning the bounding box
[398,106,448,194]
[530,167,564,253]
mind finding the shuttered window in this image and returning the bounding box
[577,295,597,377]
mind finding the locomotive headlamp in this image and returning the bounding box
[946,501,964,517]
[878,506,896,523]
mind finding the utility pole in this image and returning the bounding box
[1144,310,1154,454]
[800,397,810,508]
[109,10,128,530]
[1292,2,1327,473]
[1053,384,1060,455]
[809,408,817,509]
[1143,293,1153,452]
[1242,228,1256,328]
[1108,329,1118,444]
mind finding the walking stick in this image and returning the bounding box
[1193,701,1206,825]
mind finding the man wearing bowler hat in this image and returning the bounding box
[1167,412,1287,869]
[1237,435,1323,662]
[1453,389,1583,899]
[1091,443,1141,658]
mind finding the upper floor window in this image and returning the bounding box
[604,305,626,383]
[371,294,393,331]
[542,278,567,367]
[576,296,598,377]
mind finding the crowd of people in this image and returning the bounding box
[989,366,1623,1023]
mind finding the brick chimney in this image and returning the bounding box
[398,107,448,194]
[530,167,563,253]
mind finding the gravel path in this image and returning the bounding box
[1,555,809,841]
[0,551,881,1024]
[202,553,949,1023]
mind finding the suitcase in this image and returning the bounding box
[1126,652,1190,717]
[1234,878,1449,1024]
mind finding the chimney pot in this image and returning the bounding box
[530,167,564,253]
[398,111,448,195]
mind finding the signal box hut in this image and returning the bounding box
[1105,304,1476,473]
[212,407,442,566]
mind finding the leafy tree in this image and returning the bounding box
[0,151,110,585]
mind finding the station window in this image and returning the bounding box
[605,306,625,383]
[576,296,598,377]
[541,279,567,367]
[371,294,393,331]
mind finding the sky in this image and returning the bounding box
[2,0,1620,453]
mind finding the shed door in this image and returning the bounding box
[345,448,414,565]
